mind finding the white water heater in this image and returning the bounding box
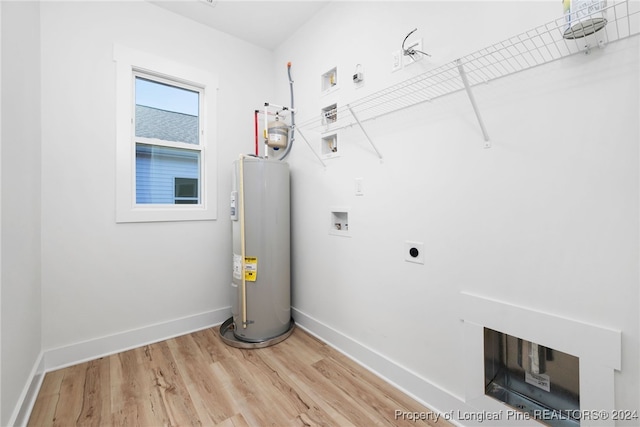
[221,156,293,347]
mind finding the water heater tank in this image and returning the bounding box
[222,156,293,347]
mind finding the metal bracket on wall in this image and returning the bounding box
[293,1,638,159]
[296,127,327,168]
[456,60,491,148]
[347,104,384,161]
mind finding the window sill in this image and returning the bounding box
[116,205,216,223]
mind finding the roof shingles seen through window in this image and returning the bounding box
[135,105,198,145]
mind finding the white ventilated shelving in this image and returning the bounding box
[295,0,639,161]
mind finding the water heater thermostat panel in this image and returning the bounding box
[230,191,238,220]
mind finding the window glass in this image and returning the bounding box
[174,178,199,204]
[135,77,200,145]
[114,44,217,222]
[134,75,202,206]
[135,144,200,205]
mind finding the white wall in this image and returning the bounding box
[0,2,43,425]
[3,0,638,424]
[1,3,3,420]
[275,1,639,420]
[39,1,272,352]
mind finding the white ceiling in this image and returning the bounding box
[149,1,330,50]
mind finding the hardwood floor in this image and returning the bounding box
[28,327,451,427]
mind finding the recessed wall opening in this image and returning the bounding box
[321,67,338,93]
[321,103,338,126]
[329,209,349,237]
[484,327,580,427]
[321,133,338,158]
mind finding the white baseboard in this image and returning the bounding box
[10,307,231,427]
[44,307,231,371]
[8,352,45,427]
[292,307,473,426]
[17,307,476,427]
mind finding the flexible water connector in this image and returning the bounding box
[278,62,295,160]
[254,110,259,156]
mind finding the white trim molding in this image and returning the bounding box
[11,307,231,427]
[292,307,472,426]
[7,354,45,427]
[460,292,621,427]
[113,44,219,223]
[44,307,231,371]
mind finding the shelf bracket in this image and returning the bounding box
[296,127,327,168]
[347,104,383,160]
[456,59,491,148]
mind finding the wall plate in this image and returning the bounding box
[404,241,424,264]
[403,38,424,67]
[391,50,402,72]
[355,177,364,196]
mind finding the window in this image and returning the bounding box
[174,178,198,204]
[114,45,218,222]
[134,75,201,205]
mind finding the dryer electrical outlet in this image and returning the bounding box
[404,241,424,264]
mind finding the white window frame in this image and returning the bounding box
[114,44,218,223]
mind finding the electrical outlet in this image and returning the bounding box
[391,50,402,72]
[404,241,424,264]
[403,38,424,67]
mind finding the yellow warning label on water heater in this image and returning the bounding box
[244,256,257,281]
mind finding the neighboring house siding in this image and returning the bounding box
[136,145,199,204]
[135,105,200,204]
[135,104,198,144]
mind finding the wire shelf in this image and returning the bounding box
[296,0,639,139]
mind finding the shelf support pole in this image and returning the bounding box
[296,127,327,168]
[456,59,491,148]
[347,104,383,160]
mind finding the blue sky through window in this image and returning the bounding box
[135,77,199,116]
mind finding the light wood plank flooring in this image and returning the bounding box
[28,327,451,427]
